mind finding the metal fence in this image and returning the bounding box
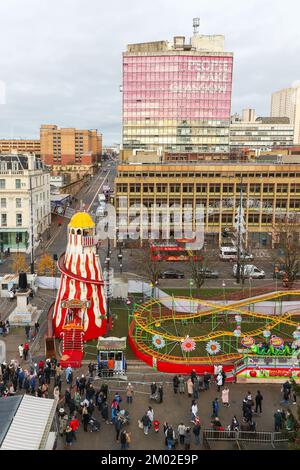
[203,429,288,445]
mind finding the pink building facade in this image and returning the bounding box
[123,42,233,155]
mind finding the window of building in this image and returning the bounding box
[16,198,22,208]
[16,213,22,227]
[15,179,21,189]
[1,214,7,226]
[1,198,6,208]
[248,214,260,224]
[0,179,5,189]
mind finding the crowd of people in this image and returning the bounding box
[0,348,299,450]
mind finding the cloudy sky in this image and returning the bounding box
[0,0,299,145]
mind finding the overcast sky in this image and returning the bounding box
[0,0,299,145]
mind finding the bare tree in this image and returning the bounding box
[274,217,300,286]
[136,247,165,296]
[188,250,216,297]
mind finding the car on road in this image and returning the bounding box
[197,269,219,279]
[233,264,265,279]
[159,270,185,279]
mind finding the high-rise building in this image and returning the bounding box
[230,110,294,149]
[40,125,102,167]
[122,24,234,160]
[271,84,300,145]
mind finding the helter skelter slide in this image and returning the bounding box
[51,212,108,367]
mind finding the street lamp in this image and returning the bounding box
[249,276,252,298]
[222,281,226,304]
[189,280,194,298]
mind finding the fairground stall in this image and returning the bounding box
[97,336,127,378]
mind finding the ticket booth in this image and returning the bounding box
[97,336,127,377]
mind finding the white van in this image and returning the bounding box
[219,247,238,261]
[98,194,106,203]
[96,206,106,218]
[219,247,254,262]
[233,264,265,279]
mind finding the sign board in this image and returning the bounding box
[237,368,300,381]
[61,299,90,309]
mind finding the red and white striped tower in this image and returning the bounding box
[52,212,107,341]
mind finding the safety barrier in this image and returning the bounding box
[203,429,288,445]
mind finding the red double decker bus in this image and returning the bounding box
[150,240,201,262]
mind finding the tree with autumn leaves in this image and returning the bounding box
[37,253,55,276]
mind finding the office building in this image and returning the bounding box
[230,110,294,149]
[40,125,102,167]
[0,139,40,156]
[271,84,300,145]
[122,22,234,160]
[115,161,300,248]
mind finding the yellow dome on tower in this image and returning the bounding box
[68,212,95,229]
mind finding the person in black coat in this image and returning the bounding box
[255,390,263,413]
[158,385,163,403]
[173,375,179,394]
[150,382,157,395]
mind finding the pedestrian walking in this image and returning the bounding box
[203,372,211,390]
[147,406,154,426]
[126,383,134,404]
[193,377,199,400]
[25,325,30,340]
[178,423,186,445]
[115,416,123,441]
[34,322,40,335]
[221,370,226,386]
[212,398,219,418]
[153,419,160,433]
[158,385,163,403]
[101,401,109,424]
[191,400,198,422]
[70,415,80,440]
[216,372,223,392]
[187,378,193,398]
[173,375,179,394]
[65,365,73,386]
[82,404,89,432]
[165,426,175,450]
[184,427,191,451]
[65,426,74,448]
[120,430,128,450]
[58,408,68,436]
[18,344,24,359]
[255,390,263,413]
[192,418,201,446]
[141,412,151,435]
[222,386,230,407]
[274,409,283,432]
[178,375,185,394]
[150,382,157,395]
[53,385,60,401]
[23,342,29,361]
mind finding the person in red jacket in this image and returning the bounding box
[23,342,29,361]
[69,415,80,441]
